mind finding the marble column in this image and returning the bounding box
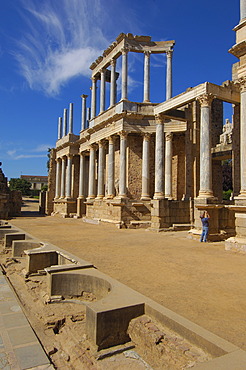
[238,78,246,197]
[87,107,91,127]
[143,51,150,102]
[55,159,61,198]
[100,69,106,113]
[78,152,85,198]
[165,132,173,199]
[60,156,66,198]
[91,77,97,119]
[110,59,116,107]
[241,0,246,21]
[66,154,72,198]
[166,50,173,100]
[58,117,62,140]
[119,132,127,197]
[121,48,128,100]
[81,95,88,131]
[68,103,73,134]
[141,134,151,200]
[197,94,214,198]
[62,108,67,137]
[88,145,96,199]
[97,141,105,199]
[107,136,115,198]
[154,115,165,199]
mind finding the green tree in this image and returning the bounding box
[9,178,31,196]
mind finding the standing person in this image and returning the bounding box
[200,211,210,242]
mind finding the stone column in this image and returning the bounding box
[100,69,106,113]
[143,51,150,102]
[141,134,151,200]
[58,117,62,140]
[55,159,61,198]
[119,132,127,198]
[197,94,214,198]
[121,48,128,100]
[110,59,116,107]
[107,136,115,198]
[87,145,96,199]
[91,77,97,119]
[81,94,88,131]
[78,152,85,198]
[66,154,72,198]
[165,132,173,199]
[68,103,73,134]
[62,108,67,137]
[87,107,91,126]
[154,115,165,199]
[241,0,246,21]
[238,78,246,197]
[97,141,105,199]
[166,50,173,100]
[60,156,66,198]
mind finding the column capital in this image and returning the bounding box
[155,114,164,124]
[237,77,246,93]
[121,47,129,55]
[97,139,106,148]
[91,76,97,83]
[142,132,152,141]
[110,58,116,67]
[119,130,128,139]
[166,49,173,58]
[100,68,106,74]
[107,135,116,144]
[197,93,214,107]
[81,94,88,99]
[144,50,151,57]
[165,132,173,141]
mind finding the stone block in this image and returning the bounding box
[4,233,25,249]
[12,240,42,257]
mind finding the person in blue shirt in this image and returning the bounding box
[200,211,210,242]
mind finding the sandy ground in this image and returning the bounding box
[9,198,246,351]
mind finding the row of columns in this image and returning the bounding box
[90,49,173,120]
[57,103,74,140]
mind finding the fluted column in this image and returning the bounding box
[97,141,105,199]
[238,78,246,197]
[66,154,72,198]
[91,77,97,119]
[121,48,128,100]
[143,51,150,102]
[107,136,115,198]
[81,94,88,131]
[60,156,66,198]
[141,134,151,200]
[166,50,173,100]
[154,115,165,199]
[58,117,62,140]
[55,159,61,198]
[68,103,73,134]
[119,132,127,198]
[110,59,116,107]
[197,94,214,198]
[62,108,67,137]
[78,152,85,198]
[165,132,173,199]
[100,69,106,113]
[241,0,246,21]
[87,145,96,199]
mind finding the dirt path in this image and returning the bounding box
[9,198,246,351]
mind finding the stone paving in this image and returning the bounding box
[0,268,52,370]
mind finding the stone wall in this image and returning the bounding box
[46,149,56,215]
[128,134,142,199]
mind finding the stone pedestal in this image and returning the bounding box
[77,196,86,218]
[150,199,171,231]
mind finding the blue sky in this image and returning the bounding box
[0,0,239,179]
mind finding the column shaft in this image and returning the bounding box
[240,85,246,195]
[78,153,85,198]
[88,146,96,199]
[81,95,88,131]
[143,51,150,102]
[91,77,97,119]
[121,49,128,100]
[58,117,62,140]
[68,103,73,134]
[66,155,72,198]
[100,69,106,113]
[141,134,150,200]
[55,159,61,198]
[97,142,105,198]
[241,0,246,21]
[60,157,66,198]
[62,109,67,137]
[165,132,173,199]
[107,137,115,198]
[154,118,165,199]
[166,50,173,100]
[119,133,127,197]
[110,59,116,106]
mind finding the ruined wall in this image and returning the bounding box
[127,134,142,199]
[46,149,56,215]
[172,134,185,200]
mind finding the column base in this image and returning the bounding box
[153,192,165,200]
[141,195,151,201]
[105,194,115,199]
[95,195,104,200]
[197,190,214,199]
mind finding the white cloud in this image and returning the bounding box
[6,143,50,160]
[32,144,52,152]
[14,154,47,160]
